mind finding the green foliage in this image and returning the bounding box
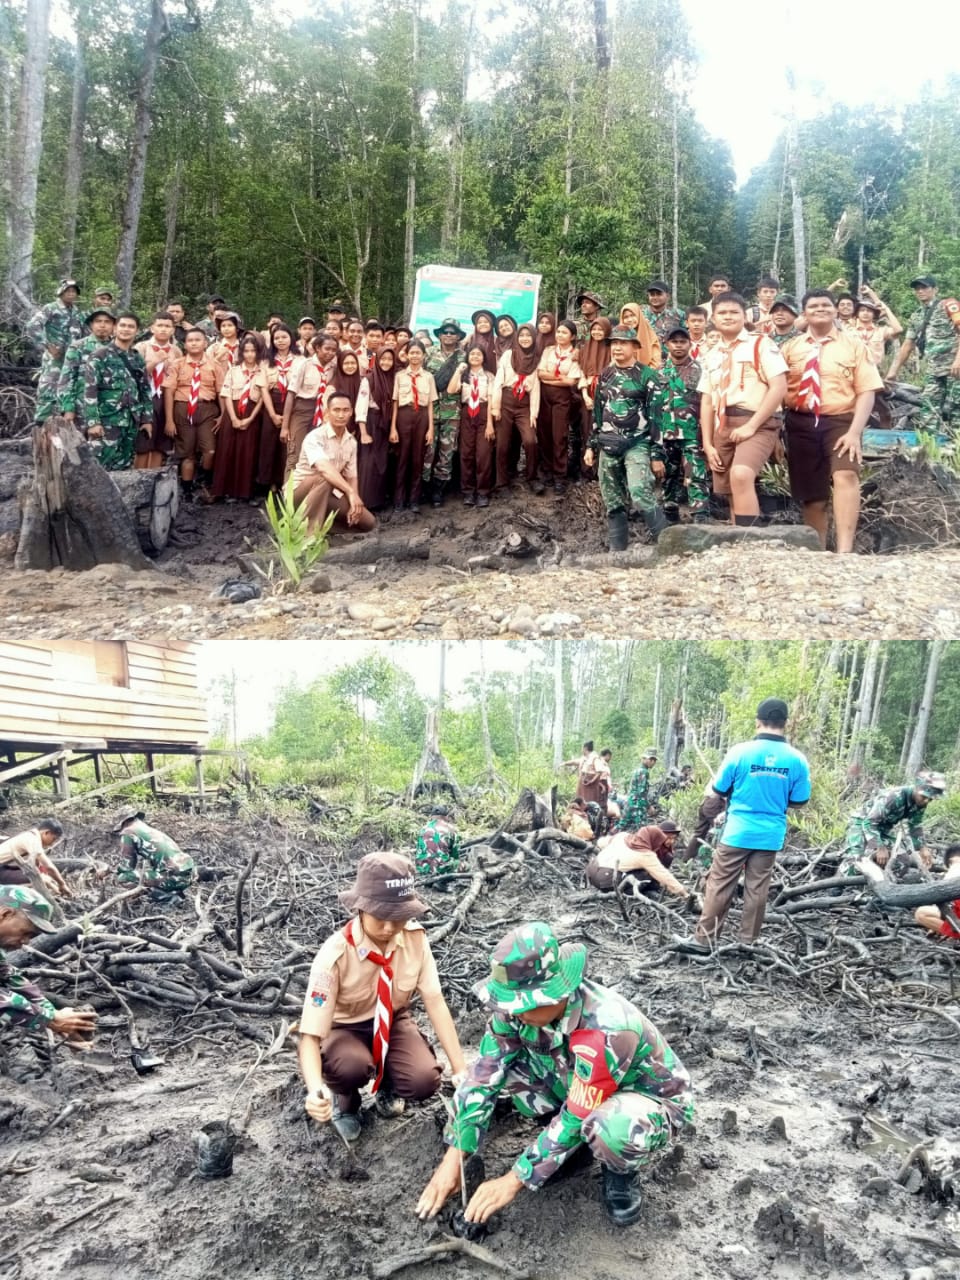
[262,478,333,586]
[599,709,636,751]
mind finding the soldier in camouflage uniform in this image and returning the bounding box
[841,771,945,876]
[196,295,226,344]
[583,326,672,550]
[113,806,196,900]
[620,749,658,831]
[414,806,462,877]
[422,318,467,505]
[887,277,960,436]
[769,294,800,347]
[0,885,98,1040]
[82,313,154,470]
[642,281,685,346]
[575,290,605,343]
[660,326,710,522]
[417,922,693,1228]
[56,307,116,423]
[25,279,86,423]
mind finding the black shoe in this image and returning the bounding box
[690,511,711,525]
[671,933,711,955]
[410,502,420,515]
[463,492,476,507]
[664,504,681,524]
[432,486,445,508]
[476,494,490,508]
[394,503,404,513]
[601,1166,644,1226]
[530,479,545,496]
[554,481,566,495]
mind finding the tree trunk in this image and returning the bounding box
[115,0,168,305]
[813,641,842,743]
[616,639,635,710]
[771,139,788,278]
[899,697,918,773]
[905,640,945,777]
[158,147,183,305]
[838,644,860,757]
[785,70,806,298]
[505,787,556,833]
[561,80,575,310]
[478,640,495,776]
[849,640,880,768]
[109,467,180,555]
[15,419,155,571]
[652,660,662,747]
[5,0,50,308]
[671,87,680,302]
[869,648,888,734]
[59,17,88,279]
[552,639,565,771]
[409,706,462,804]
[402,0,419,316]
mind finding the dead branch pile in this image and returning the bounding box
[857,453,960,554]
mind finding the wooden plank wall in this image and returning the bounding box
[0,641,208,746]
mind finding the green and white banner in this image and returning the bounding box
[410,265,542,336]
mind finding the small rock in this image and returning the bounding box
[699,1152,721,1170]
[370,617,396,632]
[732,1176,753,1196]
[509,613,536,635]
[675,1171,696,1189]
[861,1176,890,1197]
[767,1115,788,1141]
[304,572,332,594]
[347,602,380,621]
[721,1108,739,1135]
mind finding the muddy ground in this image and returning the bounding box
[2,801,959,1280]
[3,477,960,641]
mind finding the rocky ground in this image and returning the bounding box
[1,798,958,1280]
[2,481,959,641]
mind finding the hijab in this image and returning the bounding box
[536,311,557,356]
[510,324,539,377]
[470,309,498,373]
[578,316,613,380]
[369,350,396,413]
[618,303,661,369]
[333,349,362,407]
[495,315,518,362]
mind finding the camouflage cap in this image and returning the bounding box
[0,885,57,932]
[771,293,799,316]
[643,747,659,758]
[916,771,947,797]
[93,285,116,299]
[474,922,587,1015]
[85,307,116,324]
[111,804,145,834]
[57,278,80,296]
[610,325,640,344]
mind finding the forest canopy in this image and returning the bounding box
[2,0,958,324]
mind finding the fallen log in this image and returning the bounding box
[322,536,430,566]
[15,418,154,570]
[867,878,960,912]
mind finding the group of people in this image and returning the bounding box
[25,272,959,553]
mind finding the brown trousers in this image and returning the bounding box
[284,397,316,482]
[538,383,574,480]
[496,387,537,486]
[695,842,777,944]
[292,473,376,534]
[459,403,493,495]
[321,1008,441,1109]
[395,404,429,505]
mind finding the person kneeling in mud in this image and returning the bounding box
[915,844,960,942]
[113,806,196,901]
[417,922,694,1228]
[0,886,97,1045]
[299,853,466,1143]
[414,806,462,878]
[586,821,699,909]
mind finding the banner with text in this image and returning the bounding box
[410,265,542,337]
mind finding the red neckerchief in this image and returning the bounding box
[411,371,420,411]
[312,363,328,427]
[467,372,481,418]
[236,365,257,416]
[150,343,171,398]
[342,921,393,1094]
[275,355,293,404]
[188,361,202,423]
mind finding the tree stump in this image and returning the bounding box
[504,787,557,832]
[14,418,175,571]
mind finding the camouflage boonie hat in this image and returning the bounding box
[475,923,586,1014]
[771,293,799,317]
[57,278,80,296]
[643,747,658,758]
[609,325,639,344]
[93,285,116,299]
[0,885,57,932]
[111,804,145,834]
[85,307,116,324]
[916,771,947,798]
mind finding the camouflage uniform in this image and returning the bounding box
[422,348,463,492]
[0,885,58,1030]
[25,300,85,423]
[642,305,685,346]
[660,355,709,516]
[842,785,928,871]
[770,327,799,348]
[588,362,670,522]
[905,298,960,435]
[118,818,196,898]
[445,924,693,1188]
[82,342,153,470]
[196,317,219,344]
[620,764,653,831]
[414,818,462,876]
[56,333,105,420]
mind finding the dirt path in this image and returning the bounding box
[2,807,957,1280]
[2,487,959,640]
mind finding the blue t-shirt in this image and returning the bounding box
[713,734,811,851]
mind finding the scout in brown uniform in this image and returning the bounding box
[536,320,582,494]
[781,290,884,553]
[390,341,437,513]
[210,312,242,366]
[745,277,780,336]
[492,324,542,493]
[134,312,182,470]
[258,323,302,493]
[280,334,339,483]
[448,345,496,507]
[697,292,788,526]
[210,332,266,502]
[163,327,226,499]
[299,852,466,1141]
[0,819,69,895]
[290,391,376,533]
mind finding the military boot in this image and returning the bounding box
[432,483,446,508]
[643,506,668,542]
[607,509,629,551]
[601,1166,644,1226]
[734,514,761,527]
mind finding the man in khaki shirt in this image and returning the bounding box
[782,290,883,553]
[0,820,70,895]
[290,393,376,533]
[697,293,788,525]
[586,822,697,907]
[163,327,226,497]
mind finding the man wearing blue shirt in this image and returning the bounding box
[682,698,811,952]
